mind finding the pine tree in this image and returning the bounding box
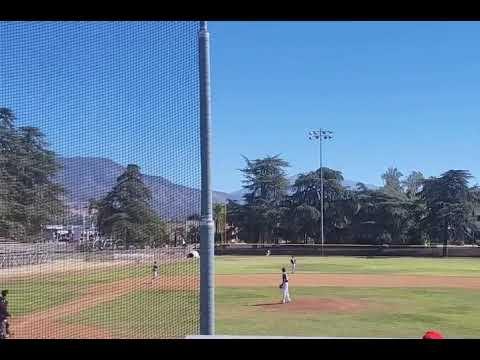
[0,108,64,240]
[96,164,166,246]
[239,155,290,243]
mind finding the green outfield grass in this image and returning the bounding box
[63,289,199,338]
[63,284,480,338]
[55,256,480,338]
[6,255,480,337]
[215,286,480,338]
[215,256,480,277]
[3,260,197,316]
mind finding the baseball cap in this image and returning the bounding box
[422,330,444,339]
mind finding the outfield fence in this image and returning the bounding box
[0,243,196,269]
[215,243,480,257]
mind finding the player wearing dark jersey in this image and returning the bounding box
[0,290,11,339]
[280,268,291,304]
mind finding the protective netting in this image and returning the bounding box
[0,21,201,338]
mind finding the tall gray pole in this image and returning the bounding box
[199,21,215,335]
[319,128,324,257]
[309,129,332,255]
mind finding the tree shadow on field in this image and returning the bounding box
[251,302,283,307]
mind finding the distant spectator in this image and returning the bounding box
[422,330,443,339]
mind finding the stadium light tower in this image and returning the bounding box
[308,129,334,256]
[199,21,215,336]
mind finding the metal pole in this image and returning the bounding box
[199,20,215,335]
[319,129,324,256]
[224,203,227,245]
[82,207,86,243]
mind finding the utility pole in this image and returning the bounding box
[199,20,215,335]
[308,129,333,256]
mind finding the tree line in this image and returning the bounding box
[89,164,169,247]
[0,108,167,246]
[3,107,480,247]
[224,155,480,246]
[0,108,65,241]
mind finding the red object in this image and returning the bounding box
[422,330,444,339]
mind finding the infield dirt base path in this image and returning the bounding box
[216,273,480,289]
[10,273,480,339]
[11,276,197,339]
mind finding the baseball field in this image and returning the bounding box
[3,255,480,338]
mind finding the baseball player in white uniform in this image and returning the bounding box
[152,261,159,279]
[280,267,291,304]
[290,256,296,273]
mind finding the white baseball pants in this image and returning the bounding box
[282,282,291,303]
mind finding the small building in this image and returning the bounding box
[43,224,96,242]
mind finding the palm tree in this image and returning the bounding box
[381,167,404,192]
[213,203,226,243]
[402,171,425,199]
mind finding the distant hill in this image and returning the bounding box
[54,157,378,218]
[55,157,230,220]
[342,179,379,190]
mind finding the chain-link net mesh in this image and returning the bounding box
[0,21,201,339]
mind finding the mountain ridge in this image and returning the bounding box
[55,157,230,220]
[54,156,377,218]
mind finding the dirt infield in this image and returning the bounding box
[12,278,134,339]
[10,276,198,339]
[216,273,480,289]
[9,272,480,338]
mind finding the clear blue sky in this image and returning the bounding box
[1,21,480,193]
[0,21,202,190]
[210,21,480,192]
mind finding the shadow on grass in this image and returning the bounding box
[251,302,283,306]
